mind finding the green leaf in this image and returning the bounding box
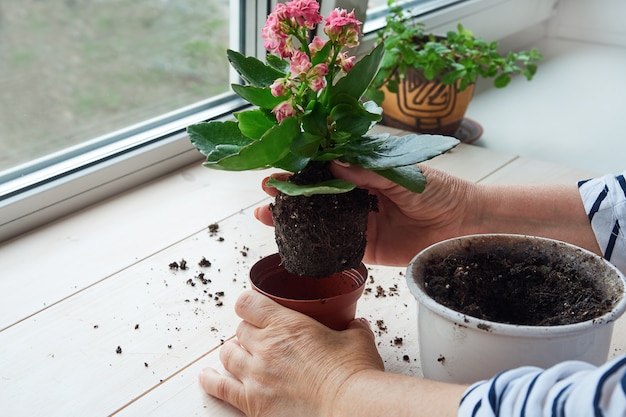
[235,110,276,139]
[266,54,289,73]
[188,120,253,157]
[364,86,385,105]
[343,134,459,169]
[331,42,384,105]
[374,165,427,193]
[311,41,333,67]
[208,117,299,170]
[331,102,377,136]
[227,49,285,87]
[301,101,328,138]
[291,132,323,158]
[493,73,510,88]
[273,152,310,173]
[231,84,286,110]
[266,177,356,196]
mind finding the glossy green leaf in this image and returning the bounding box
[311,41,333,67]
[227,49,285,87]
[272,152,311,172]
[266,54,289,73]
[231,84,285,110]
[187,121,253,157]
[332,43,384,105]
[266,177,356,196]
[374,165,427,193]
[331,103,376,137]
[301,101,328,138]
[273,152,310,173]
[235,109,276,140]
[291,132,323,158]
[209,117,299,170]
[343,134,459,169]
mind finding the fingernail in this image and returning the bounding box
[253,207,260,219]
[358,317,371,329]
[332,159,350,167]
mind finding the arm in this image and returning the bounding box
[333,369,467,417]
[472,181,601,255]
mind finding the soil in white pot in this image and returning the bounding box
[424,250,616,326]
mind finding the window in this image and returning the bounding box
[0,0,554,243]
[0,0,250,242]
[1,0,231,173]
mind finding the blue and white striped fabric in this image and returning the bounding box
[457,172,626,416]
[578,172,626,274]
[458,356,626,416]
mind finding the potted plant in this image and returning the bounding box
[406,234,626,383]
[186,1,459,328]
[365,0,543,138]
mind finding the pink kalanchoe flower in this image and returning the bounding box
[270,79,289,98]
[273,2,289,18]
[262,12,287,55]
[337,52,356,73]
[309,76,326,93]
[307,63,328,92]
[309,36,327,56]
[272,101,296,123]
[284,0,323,29]
[290,50,312,76]
[313,63,329,77]
[324,8,361,47]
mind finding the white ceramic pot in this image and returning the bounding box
[406,234,626,384]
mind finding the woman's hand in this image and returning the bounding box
[255,163,480,266]
[199,290,384,417]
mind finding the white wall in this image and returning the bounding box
[549,0,626,46]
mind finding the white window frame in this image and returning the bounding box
[0,0,555,243]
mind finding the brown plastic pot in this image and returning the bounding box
[250,253,368,330]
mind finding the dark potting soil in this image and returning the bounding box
[424,252,615,326]
[271,161,378,278]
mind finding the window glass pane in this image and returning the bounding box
[0,0,231,173]
[365,0,463,21]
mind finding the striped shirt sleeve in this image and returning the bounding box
[458,356,626,416]
[578,171,626,274]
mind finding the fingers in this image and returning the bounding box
[254,205,274,226]
[199,338,252,411]
[255,172,291,227]
[234,290,283,329]
[261,172,291,197]
[199,367,245,411]
[261,176,280,197]
[220,337,251,375]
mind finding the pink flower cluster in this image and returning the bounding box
[261,0,362,122]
